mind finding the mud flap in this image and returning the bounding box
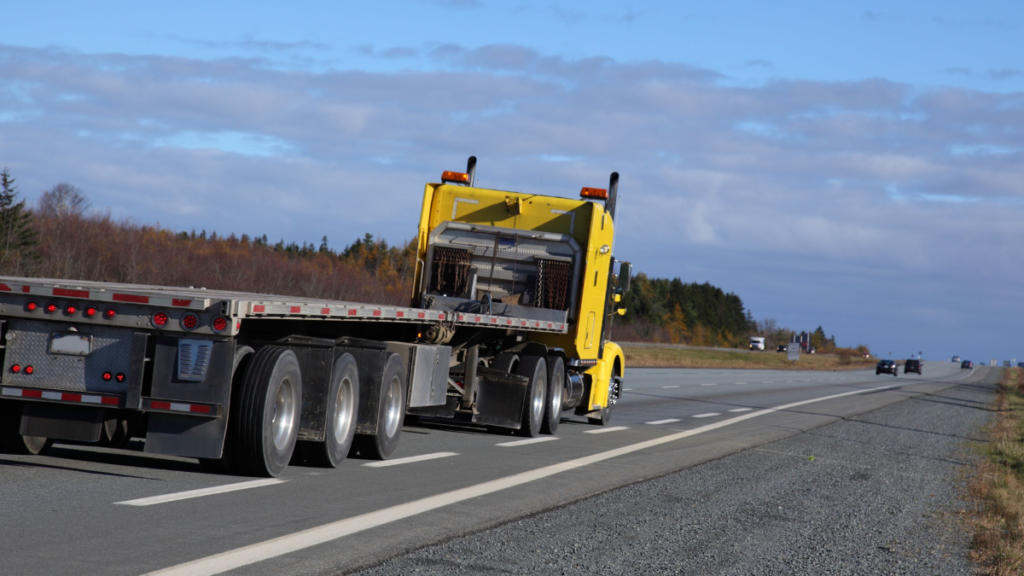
[471,367,529,429]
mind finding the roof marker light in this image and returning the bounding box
[441,171,471,184]
[580,187,608,200]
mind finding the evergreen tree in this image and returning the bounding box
[0,168,39,274]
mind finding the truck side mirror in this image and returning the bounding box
[618,261,632,293]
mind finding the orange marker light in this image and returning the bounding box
[580,187,608,200]
[441,171,470,184]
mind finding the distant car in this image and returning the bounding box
[808,347,816,354]
[876,360,898,376]
[952,356,961,363]
[961,360,973,369]
[980,362,986,366]
[777,345,787,353]
[904,359,922,375]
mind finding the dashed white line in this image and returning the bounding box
[145,382,907,576]
[646,418,681,425]
[700,383,717,387]
[116,479,285,507]
[585,426,630,434]
[735,382,747,385]
[692,413,720,418]
[496,437,559,447]
[623,388,634,391]
[728,408,753,413]
[662,385,679,389]
[363,452,459,468]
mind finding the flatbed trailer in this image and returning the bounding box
[0,158,630,476]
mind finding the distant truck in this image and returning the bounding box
[749,337,765,351]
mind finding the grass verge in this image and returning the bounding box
[622,346,877,371]
[969,367,1024,574]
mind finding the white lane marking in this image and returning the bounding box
[144,382,907,576]
[116,479,285,507]
[662,385,679,389]
[692,413,720,418]
[728,408,753,413]
[585,426,630,434]
[735,382,747,385]
[363,452,459,468]
[623,388,634,391]
[497,437,558,447]
[646,418,681,425]
[700,383,717,387]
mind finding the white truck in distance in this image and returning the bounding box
[749,337,765,351]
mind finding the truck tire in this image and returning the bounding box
[491,353,519,374]
[302,353,360,468]
[541,356,565,435]
[588,366,619,426]
[516,356,547,438]
[231,347,302,477]
[0,402,53,455]
[353,353,406,460]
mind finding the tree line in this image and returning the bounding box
[0,168,868,353]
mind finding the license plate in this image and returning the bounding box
[50,333,92,356]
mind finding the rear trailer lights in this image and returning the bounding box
[152,311,169,328]
[84,306,97,318]
[11,364,20,373]
[211,316,228,333]
[65,304,77,315]
[102,371,113,381]
[24,366,33,375]
[25,301,38,312]
[104,308,116,319]
[181,313,199,331]
[45,302,58,314]
[115,372,125,383]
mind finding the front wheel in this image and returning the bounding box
[231,347,302,477]
[588,366,620,426]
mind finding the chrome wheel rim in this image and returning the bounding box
[271,378,296,450]
[383,375,402,438]
[550,369,564,416]
[333,376,355,443]
[531,371,546,423]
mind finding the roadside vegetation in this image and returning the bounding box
[970,367,1024,574]
[622,345,876,371]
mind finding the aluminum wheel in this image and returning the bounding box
[271,378,296,451]
[383,374,403,438]
[333,375,356,444]
[531,374,546,423]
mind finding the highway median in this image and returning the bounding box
[622,344,877,371]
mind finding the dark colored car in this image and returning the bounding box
[961,360,973,369]
[904,359,922,375]
[777,345,787,353]
[876,359,898,376]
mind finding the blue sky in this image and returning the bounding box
[2,1,1023,362]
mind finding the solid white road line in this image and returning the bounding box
[728,408,753,413]
[145,381,908,576]
[363,452,459,468]
[646,418,681,425]
[116,479,285,507]
[662,385,679,389]
[623,388,634,391]
[496,437,559,447]
[692,413,720,418]
[585,426,629,434]
[735,382,747,385]
[700,383,717,387]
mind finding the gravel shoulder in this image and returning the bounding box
[351,376,996,575]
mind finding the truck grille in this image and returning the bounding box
[431,247,473,296]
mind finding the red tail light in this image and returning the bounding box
[115,372,125,382]
[24,366,33,375]
[11,364,21,373]
[104,308,116,319]
[66,304,78,315]
[212,316,228,332]
[84,307,97,318]
[152,311,169,327]
[26,301,38,311]
[102,371,112,381]
[45,303,58,313]
[181,313,199,330]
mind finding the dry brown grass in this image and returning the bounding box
[622,345,877,371]
[969,367,1024,574]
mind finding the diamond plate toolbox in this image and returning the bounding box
[3,319,134,394]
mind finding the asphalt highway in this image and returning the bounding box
[0,361,988,575]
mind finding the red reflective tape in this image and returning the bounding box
[21,286,30,293]
[458,314,465,321]
[321,308,331,315]
[535,322,541,327]
[0,283,10,291]
[418,312,425,319]
[475,317,481,322]
[547,323,553,328]
[521,320,527,326]
[252,305,266,313]
[101,396,119,406]
[151,401,171,410]
[506,319,512,325]
[438,314,445,320]
[348,309,357,316]
[172,299,192,307]
[373,310,382,317]
[290,306,301,313]
[190,404,211,414]
[61,393,82,402]
[396,311,404,318]
[113,293,149,304]
[491,318,498,323]
[54,288,89,298]
[22,389,42,398]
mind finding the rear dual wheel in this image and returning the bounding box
[541,356,565,435]
[302,353,359,467]
[230,347,302,477]
[516,356,548,438]
[0,402,52,455]
[352,353,406,460]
